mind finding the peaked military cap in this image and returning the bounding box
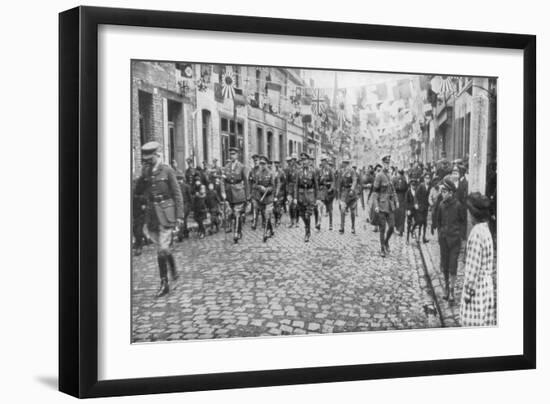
[141,141,161,159]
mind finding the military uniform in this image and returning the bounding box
[273,161,286,226]
[373,155,398,257]
[140,142,184,297]
[254,156,276,242]
[132,176,148,255]
[316,156,336,230]
[294,153,318,242]
[285,154,300,227]
[248,155,261,229]
[337,161,358,234]
[222,148,249,243]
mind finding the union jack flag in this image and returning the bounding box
[311,88,328,116]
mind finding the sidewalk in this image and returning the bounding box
[417,234,464,328]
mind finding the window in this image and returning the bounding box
[267,131,273,160]
[288,140,293,156]
[257,127,264,155]
[221,118,228,132]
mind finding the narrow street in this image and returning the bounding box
[132,206,443,342]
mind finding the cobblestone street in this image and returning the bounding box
[132,206,441,342]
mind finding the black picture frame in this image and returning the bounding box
[59,5,536,398]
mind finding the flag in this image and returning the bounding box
[440,76,457,96]
[221,72,236,99]
[311,88,327,116]
[266,82,281,113]
[176,63,193,78]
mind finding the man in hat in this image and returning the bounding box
[139,141,184,297]
[273,159,286,226]
[337,157,358,234]
[184,156,201,186]
[316,154,336,230]
[175,170,193,241]
[285,153,300,228]
[373,154,399,257]
[294,152,318,242]
[433,176,466,303]
[248,154,261,230]
[392,168,408,236]
[254,155,276,242]
[221,147,249,243]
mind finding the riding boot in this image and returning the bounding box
[385,227,393,252]
[156,255,169,297]
[167,253,178,281]
[251,209,257,230]
[351,211,356,234]
[226,213,233,233]
[268,218,275,237]
[238,214,243,239]
[339,211,345,234]
[443,273,450,300]
[304,214,311,242]
[328,210,333,230]
[232,216,239,243]
[262,216,268,243]
[314,207,320,231]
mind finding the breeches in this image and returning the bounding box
[145,225,173,255]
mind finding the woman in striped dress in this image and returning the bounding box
[459,192,496,326]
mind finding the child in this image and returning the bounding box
[193,184,208,239]
[206,182,221,234]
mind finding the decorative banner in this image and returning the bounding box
[221,72,236,99]
[439,76,457,96]
[311,88,327,116]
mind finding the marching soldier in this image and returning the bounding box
[294,152,318,242]
[373,154,399,257]
[254,155,276,242]
[337,158,358,234]
[140,141,184,297]
[221,147,249,243]
[248,154,261,230]
[316,154,336,231]
[273,160,286,226]
[132,175,148,256]
[286,153,300,228]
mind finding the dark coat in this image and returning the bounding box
[433,195,466,244]
[294,166,318,205]
[317,166,336,202]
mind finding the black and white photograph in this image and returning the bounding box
[131,61,498,343]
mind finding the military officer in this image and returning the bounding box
[221,147,249,243]
[316,154,336,231]
[285,153,300,228]
[337,158,358,234]
[255,155,276,242]
[132,175,148,256]
[248,154,261,230]
[273,159,286,226]
[294,152,318,242]
[140,141,184,297]
[373,154,399,257]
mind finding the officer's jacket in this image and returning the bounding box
[337,167,357,196]
[316,166,335,201]
[372,169,398,213]
[253,167,276,204]
[142,163,184,229]
[274,169,286,197]
[222,160,249,204]
[285,165,299,194]
[294,166,318,204]
[248,166,260,199]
